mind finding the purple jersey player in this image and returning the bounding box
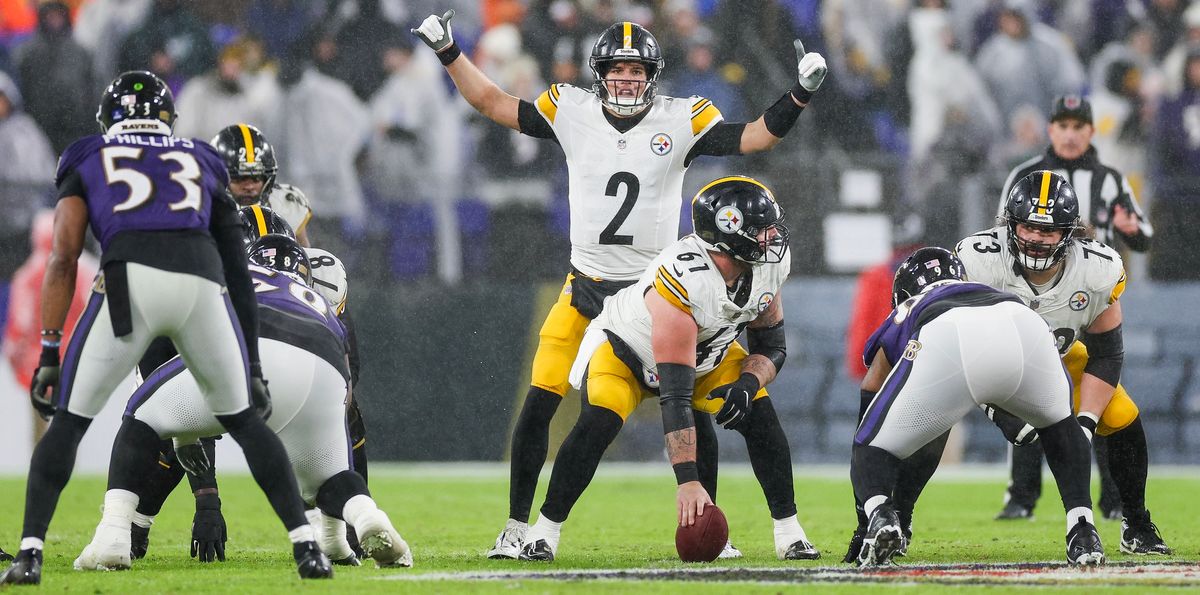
[1,71,331,586]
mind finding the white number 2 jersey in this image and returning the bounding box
[533,84,724,281]
[954,227,1126,354]
[591,235,789,379]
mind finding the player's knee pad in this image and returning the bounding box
[316,470,370,520]
[1097,385,1139,436]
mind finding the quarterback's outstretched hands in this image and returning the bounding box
[412,10,456,53]
[793,40,828,94]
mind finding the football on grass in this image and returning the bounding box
[675,504,729,562]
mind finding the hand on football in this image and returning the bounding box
[412,10,456,53]
[706,373,758,431]
[175,440,212,476]
[676,481,713,527]
[793,40,828,93]
[190,494,227,563]
[980,403,1039,446]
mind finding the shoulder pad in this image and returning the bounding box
[1073,239,1126,300]
[688,96,722,136]
[304,247,348,314]
[270,183,311,209]
[954,227,1007,285]
[55,135,104,186]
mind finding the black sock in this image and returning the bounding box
[217,409,308,531]
[694,411,719,502]
[1093,436,1121,512]
[736,398,796,519]
[539,401,623,523]
[316,470,370,520]
[134,440,187,516]
[23,411,92,539]
[1006,441,1045,508]
[1106,417,1148,515]
[893,431,949,528]
[185,437,219,493]
[851,444,901,507]
[347,400,368,484]
[508,386,562,522]
[1038,416,1093,512]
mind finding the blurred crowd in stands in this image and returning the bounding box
[0,0,1198,285]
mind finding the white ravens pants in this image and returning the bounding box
[855,301,1073,459]
[58,263,250,419]
[128,338,350,503]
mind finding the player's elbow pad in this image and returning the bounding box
[748,320,787,373]
[1081,324,1123,386]
[657,363,695,434]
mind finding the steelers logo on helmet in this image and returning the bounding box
[1004,170,1082,271]
[692,175,789,265]
[651,133,672,155]
[715,205,744,233]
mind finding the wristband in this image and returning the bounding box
[789,81,813,105]
[763,90,805,138]
[40,338,61,349]
[437,42,462,66]
[40,329,63,337]
[673,461,699,485]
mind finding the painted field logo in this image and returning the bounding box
[1069,291,1089,311]
[650,133,672,155]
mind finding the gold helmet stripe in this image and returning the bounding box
[250,204,268,237]
[623,22,632,49]
[692,175,775,204]
[1036,170,1052,216]
[238,123,256,164]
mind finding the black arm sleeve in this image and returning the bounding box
[210,192,260,365]
[1080,324,1123,386]
[685,121,746,166]
[340,304,361,388]
[657,363,696,434]
[517,100,557,140]
[747,319,787,373]
[57,169,85,200]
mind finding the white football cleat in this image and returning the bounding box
[355,509,412,568]
[717,540,743,559]
[487,519,528,560]
[74,523,132,571]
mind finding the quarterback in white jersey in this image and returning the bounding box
[956,170,1171,555]
[519,177,818,562]
[413,11,829,558]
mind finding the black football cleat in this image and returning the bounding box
[330,555,361,567]
[130,524,150,560]
[841,527,865,564]
[293,541,333,579]
[859,503,903,567]
[0,548,43,585]
[995,501,1034,520]
[517,539,555,562]
[781,539,820,560]
[1066,517,1105,566]
[1120,510,1172,555]
[0,547,12,562]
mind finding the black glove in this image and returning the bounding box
[30,345,61,420]
[175,440,212,476]
[249,362,272,421]
[980,403,1039,446]
[705,373,759,431]
[190,493,227,563]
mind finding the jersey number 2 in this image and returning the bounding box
[102,147,203,213]
[600,172,639,245]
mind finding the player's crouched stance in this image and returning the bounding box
[518,177,817,562]
[851,248,1104,567]
[74,235,411,572]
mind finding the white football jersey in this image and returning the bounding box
[591,235,789,382]
[266,182,313,235]
[533,84,724,281]
[304,247,348,315]
[955,226,1126,354]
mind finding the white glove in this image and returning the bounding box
[412,10,456,53]
[793,40,828,93]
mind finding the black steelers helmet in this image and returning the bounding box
[212,123,278,204]
[239,205,295,245]
[1003,170,1082,271]
[96,71,176,133]
[248,233,311,285]
[692,176,789,265]
[589,22,664,116]
[892,247,965,307]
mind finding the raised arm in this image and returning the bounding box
[412,10,521,130]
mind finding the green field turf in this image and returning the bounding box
[0,464,1195,593]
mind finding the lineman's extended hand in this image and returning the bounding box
[676,481,713,528]
[190,494,227,563]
